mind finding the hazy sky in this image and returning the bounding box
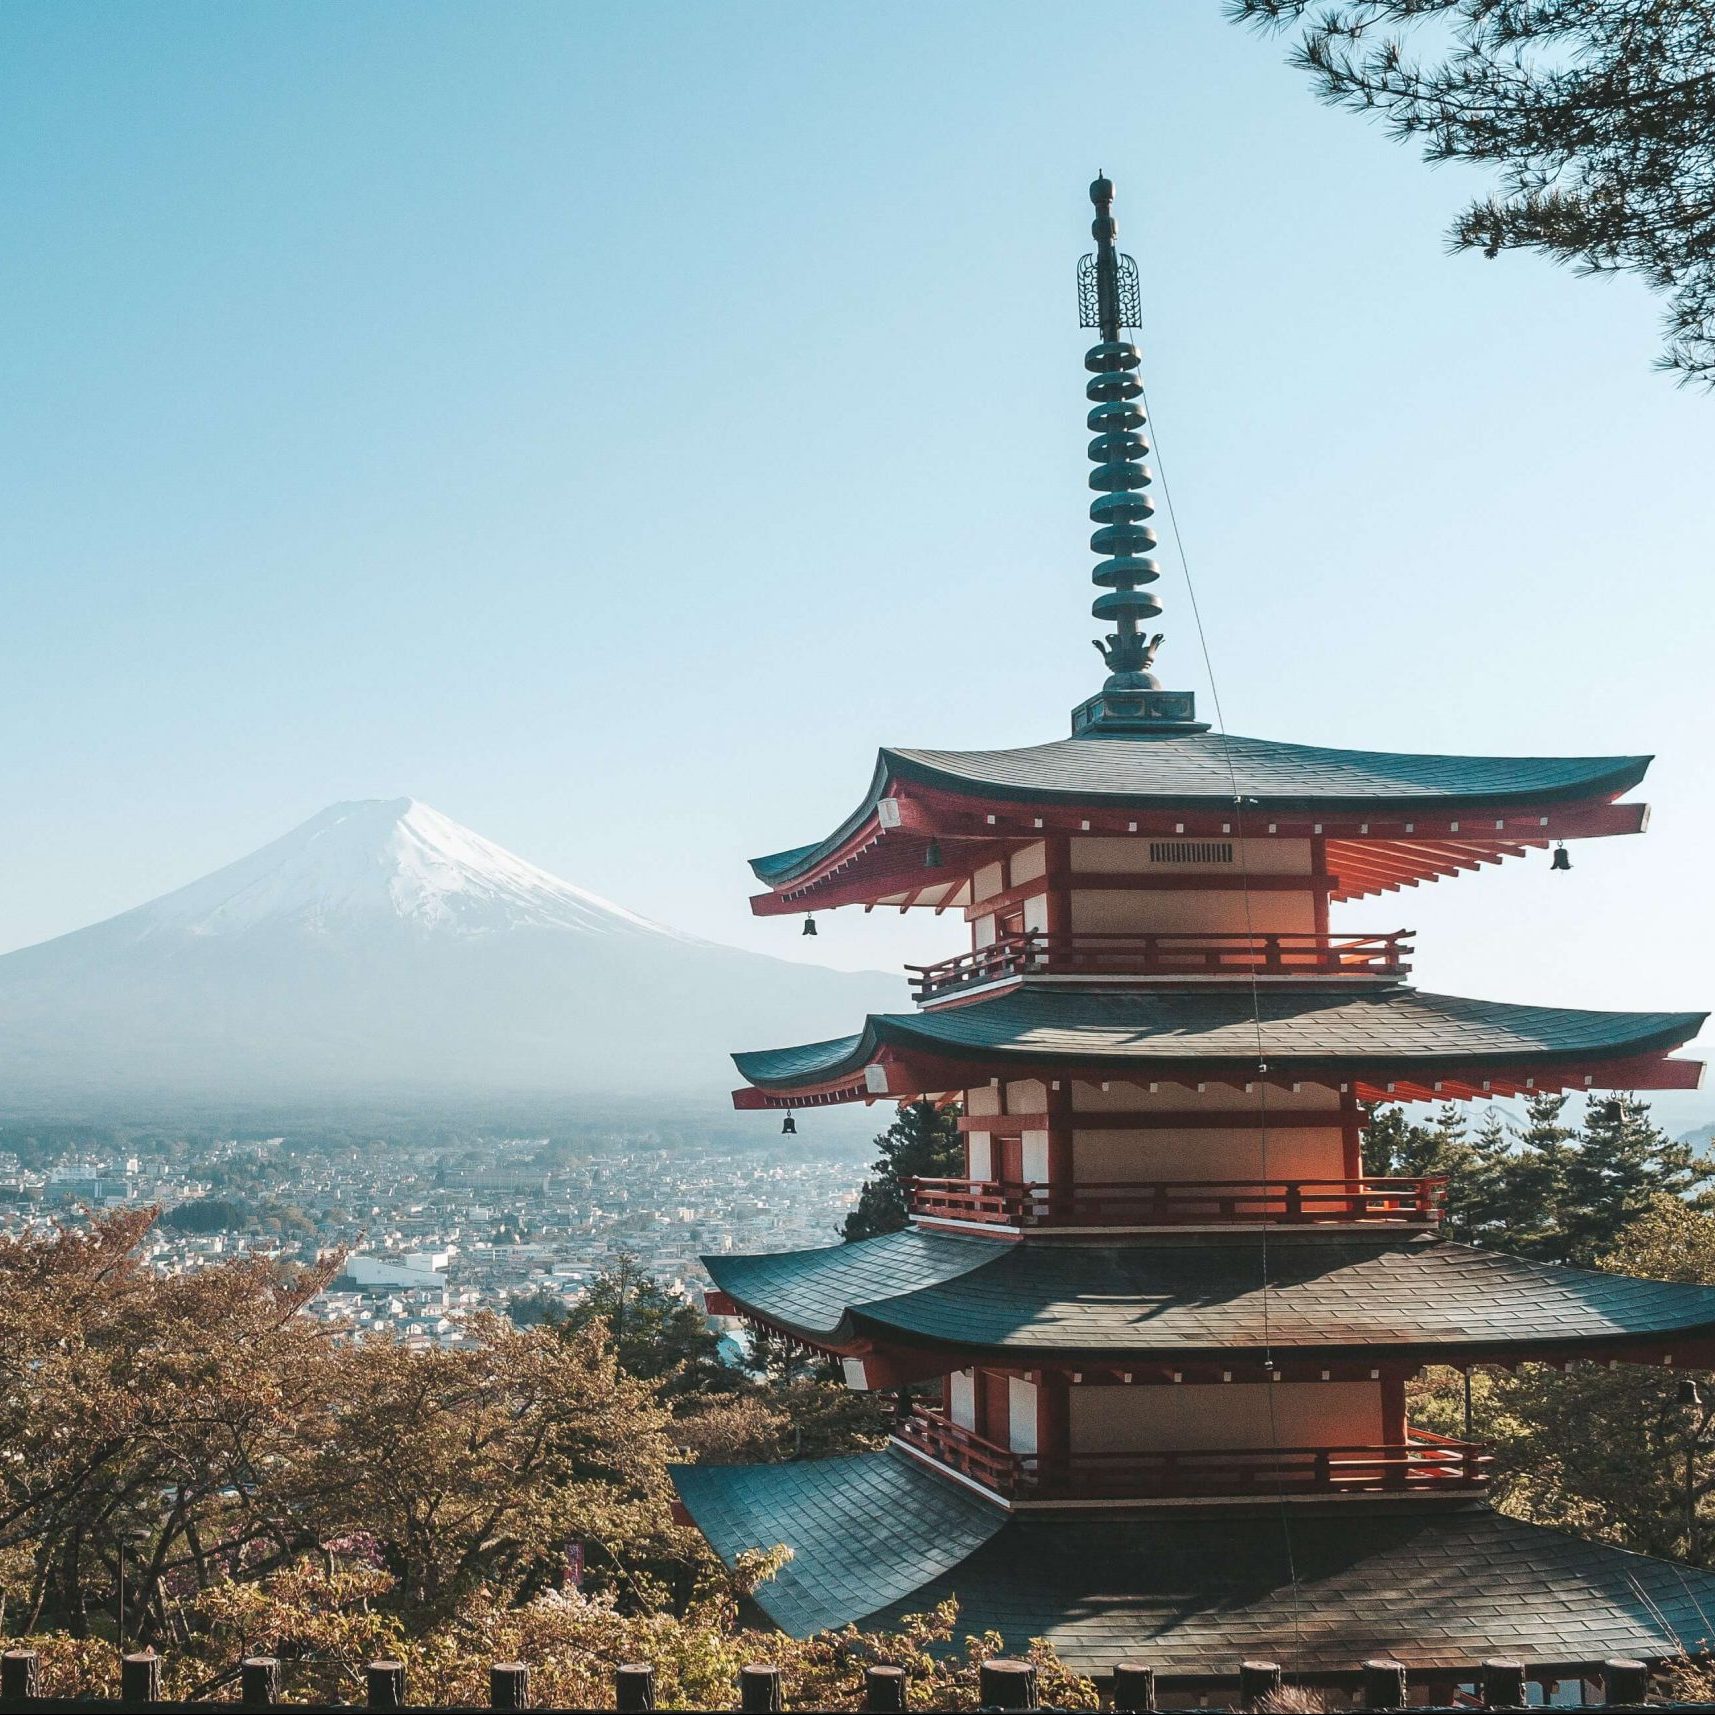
[3,4,1712,1112]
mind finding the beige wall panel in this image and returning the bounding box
[1069,889,1319,936]
[1069,1382,1384,1453]
[1072,1127,1345,1184]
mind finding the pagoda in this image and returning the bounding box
[673,177,1715,1690]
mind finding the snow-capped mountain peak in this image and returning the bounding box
[100,798,688,943]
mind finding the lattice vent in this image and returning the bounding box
[1148,840,1234,865]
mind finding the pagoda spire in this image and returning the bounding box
[1071,173,1204,737]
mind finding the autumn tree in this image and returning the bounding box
[1233,0,1715,384]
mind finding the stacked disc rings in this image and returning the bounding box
[1085,340,1161,631]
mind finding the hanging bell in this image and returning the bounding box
[1551,843,1571,872]
[801,913,818,936]
[923,839,944,869]
[781,1112,797,1136]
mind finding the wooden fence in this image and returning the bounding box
[0,1646,1671,1710]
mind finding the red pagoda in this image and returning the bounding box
[673,177,1715,1691]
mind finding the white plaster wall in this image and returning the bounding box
[1010,843,1047,886]
[973,913,996,948]
[967,1133,993,1179]
[1021,1130,1051,1182]
[972,861,1006,907]
[1022,892,1051,934]
[966,1085,1002,1118]
[1072,1127,1346,1184]
[1009,1377,1040,1454]
[949,1369,976,1430]
[1005,1079,1050,1113]
[1069,1382,1384,1452]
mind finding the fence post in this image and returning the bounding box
[241,1656,283,1706]
[490,1661,530,1710]
[0,1651,40,1706]
[739,1663,784,1712]
[1604,1659,1649,1705]
[864,1664,908,1711]
[366,1658,407,1710]
[121,1650,162,1704]
[1111,1663,1157,1711]
[1480,1659,1526,1708]
[615,1663,657,1711]
[1239,1660,1282,1709]
[1360,1659,1408,1709]
[978,1658,1037,1710]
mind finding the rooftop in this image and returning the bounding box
[703,1228,1715,1362]
[674,1451,1715,1673]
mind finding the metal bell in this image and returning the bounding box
[802,914,818,936]
[1551,844,1571,872]
[781,1113,797,1136]
[923,839,943,869]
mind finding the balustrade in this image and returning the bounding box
[894,1408,1491,1502]
[907,929,1412,1002]
[907,1174,1446,1228]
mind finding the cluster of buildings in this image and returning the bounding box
[0,1131,863,1348]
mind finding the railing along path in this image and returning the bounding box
[0,1643,1663,1709]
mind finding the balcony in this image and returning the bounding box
[906,929,1412,1003]
[907,1175,1446,1229]
[894,1408,1490,1503]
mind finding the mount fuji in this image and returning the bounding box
[0,799,902,1109]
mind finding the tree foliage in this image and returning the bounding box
[841,1100,963,1242]
[1363,1092,1709,1261]
[1233,0,1715,384]
[0,1212,692,1646]
[1411,1194,1715,1564]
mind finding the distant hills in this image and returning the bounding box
[0,799,900,1112]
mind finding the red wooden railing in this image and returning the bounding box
[906,929,1412,1001]
[907,1175,1446,1228]
[894,1408,1491,1501]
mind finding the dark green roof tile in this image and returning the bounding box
[676,1452,1715,1673]
[751,736,1650,885]
[733,988,1704,1092]
[704,1230,1715,1359]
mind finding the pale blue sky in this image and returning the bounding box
[3,3,1712,1114]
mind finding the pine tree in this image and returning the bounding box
[1558,1095,1713,1265]
[840,1099,962,1242]
[1232,0,1715,385]
[1490,1093,1580,1260]
[1361,1102,1499,1246]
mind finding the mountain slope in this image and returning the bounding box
[0,800,901,1106]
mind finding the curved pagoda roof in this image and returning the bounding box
[732,987,1705,1107]
[749,735,1651,911]
[674,1451,1715,1674]
[704,1229,1715,1366]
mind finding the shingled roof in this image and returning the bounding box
[704,1229,1715,1362]
[674,1452,1715,1674]
[751,735,1650,886]
[732,987,1705,1096]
